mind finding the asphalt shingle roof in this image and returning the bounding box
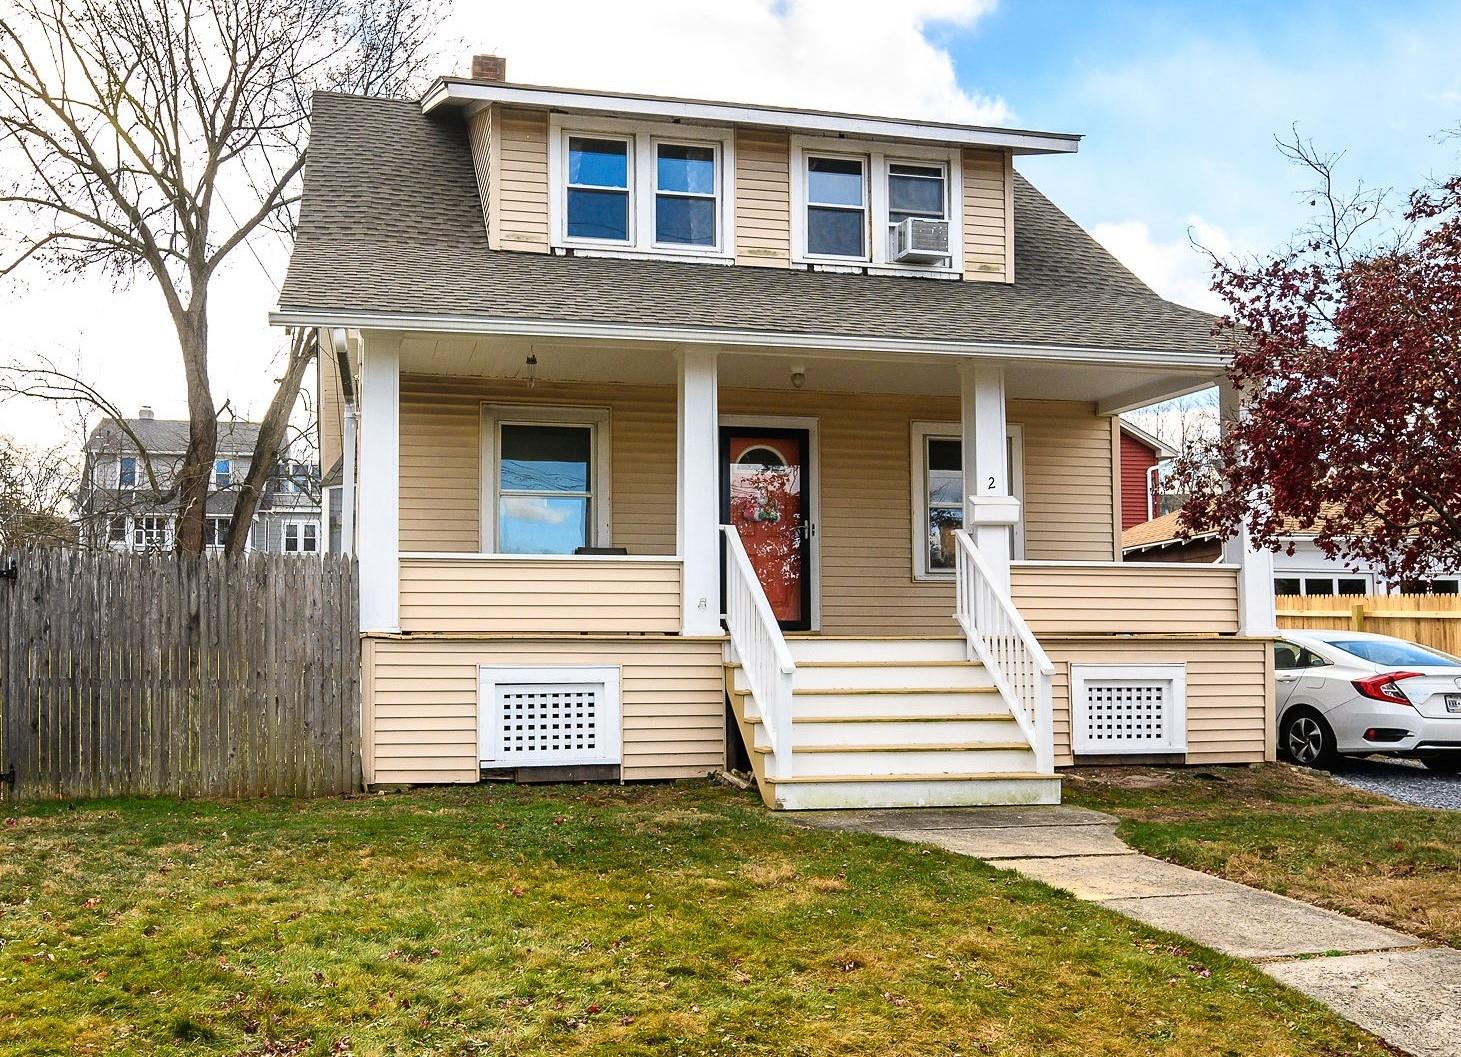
[279,92,1223,356]
[85,417,262,455]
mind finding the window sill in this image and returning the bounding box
[794,257,963,280]
[553,245,734,266]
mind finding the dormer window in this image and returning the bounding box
[551,116,732,261]
[805,155,867,259]
[792,137,963,274]
[566,137,630,242]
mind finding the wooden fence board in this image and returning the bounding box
[0,550,360,802]
[1277,593,1461,655]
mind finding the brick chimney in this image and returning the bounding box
[138,406,154,420]
[471,54,506,82]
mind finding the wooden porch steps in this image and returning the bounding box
[726,636,1059,810]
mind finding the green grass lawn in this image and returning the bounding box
[0,781,1388,1057]
[1065,763,1461,949]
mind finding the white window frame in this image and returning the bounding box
[791,134,964,276]
[283,519,322,554]
[1275,572,1374,597]
[203,516,230,550]
[106,515,128,546]
[117,455,138,490]
[480,404,613,555]
[549,114,735,263]
[213,458,231,489]
[479,665,623,768]
[1071,662,1188,756]
[133,515,169,550]
[910,420,1024,580]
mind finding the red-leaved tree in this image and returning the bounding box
[1170,136,1461,583]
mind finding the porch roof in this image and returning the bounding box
[277,92,1225,363]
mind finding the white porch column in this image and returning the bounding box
[1219,379,1277,636]
[677,347,721,636]
[358,330,401,633]
[960,361,1020,593]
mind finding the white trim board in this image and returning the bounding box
[478,664,623,768]
[268,309,1229,375]
[422,79,1082,156]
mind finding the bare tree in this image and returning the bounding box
[0,433,76,547]
[0,0,443,553]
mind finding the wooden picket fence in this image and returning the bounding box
[1277,593,1461,655]
[0,549,360,801]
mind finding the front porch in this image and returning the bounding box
[344,329,1276,804]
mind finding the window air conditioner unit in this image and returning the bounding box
[892,217,951,263]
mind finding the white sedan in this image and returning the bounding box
[1275,630,1461,771]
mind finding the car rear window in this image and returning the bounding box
[1327,639,1461,667]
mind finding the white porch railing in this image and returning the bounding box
[953,529,1056,774]
[721,525,796,778]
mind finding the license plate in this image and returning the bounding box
[1447,695,1461,714]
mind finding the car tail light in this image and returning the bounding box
[1352,671,1422,704]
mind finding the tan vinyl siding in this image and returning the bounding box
[1011,564,1240,635]
[734,128,791,267]
[467,104,494,240]
[397,375,678,554]
[362,636,726,785]
[399,557,682,633]
[397,374,1115,632]
[1043,637,1274,766]
[495,107,550,251]
[318,347,344,477]
[1021,401,1117,561]
[961,148,1011,283]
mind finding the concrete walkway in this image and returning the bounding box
[793,805,1461,1057]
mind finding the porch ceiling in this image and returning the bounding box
[395,332,1217,412]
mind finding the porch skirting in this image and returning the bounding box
[361,634,726,787]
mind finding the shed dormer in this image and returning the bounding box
[422,59,1080,285]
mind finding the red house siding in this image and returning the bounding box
[1120,433,1159,530]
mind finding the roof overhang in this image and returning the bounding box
[1119,417,1178,458]
[269,306,1226,375]
[421,78,1083,156]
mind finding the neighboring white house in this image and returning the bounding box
[75,409,325,554]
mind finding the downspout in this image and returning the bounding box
[328,327,359,556]
[1146,461,1162,520]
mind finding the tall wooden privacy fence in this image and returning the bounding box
[0,550,360,801]
[1277,594,1461,655]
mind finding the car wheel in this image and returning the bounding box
[1282,709,1338,768]
[1421,755,1461,774]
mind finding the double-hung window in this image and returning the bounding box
[213,458,231,489]
[654,142,717,248]
[106,516,127,545]
[204,516,230,549]
[794,139,961,271]
[566,136,631,242]
[911,422,1024,578]
[805,155,867,259]
[118,456,137,489]
[554,118,730,258]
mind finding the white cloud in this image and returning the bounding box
[1088,215,1233,314]
[501,495,572,524]
[447,0,1008,124]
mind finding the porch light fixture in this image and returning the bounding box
[790,364,806,389]
[525,353,538,389]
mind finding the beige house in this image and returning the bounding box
[275,60,1277,809]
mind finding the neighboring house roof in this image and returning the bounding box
[1118,419,1176,459]
[1121,509,1220,554]
[276,92,1226,359]
[85,417,262,456]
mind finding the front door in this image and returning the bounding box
[721,427,812,631]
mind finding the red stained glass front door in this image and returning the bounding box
[723,429,810,629]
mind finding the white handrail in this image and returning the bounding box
[720,525,796,775]
[953,529,1056,774]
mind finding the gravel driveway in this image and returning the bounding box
[1326,756,1461,809]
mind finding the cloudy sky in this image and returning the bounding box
[4,0,1460,447]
